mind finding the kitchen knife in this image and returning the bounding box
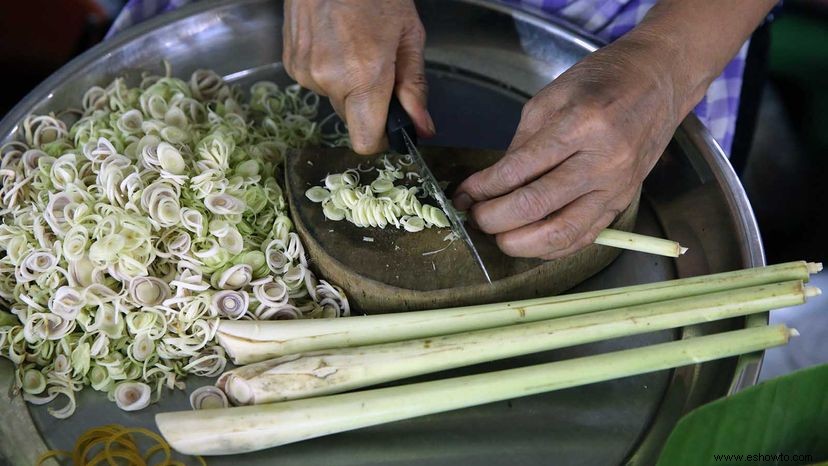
[386,96,493,283]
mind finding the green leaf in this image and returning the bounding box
[657,364,828,466]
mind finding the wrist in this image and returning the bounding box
[616,27,713,125]
[620,0,776,122]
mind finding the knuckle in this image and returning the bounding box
[345,75,391,102]
[545,218,583,250]
[308,63,333,88]
[493,160,525,192]
[291,67,312,88]
[346,55,388,82]
[514,186,549,220]
[402,70,428,90]
[409,22,427,45]
[519,102,539,121]
[464,172,496,200]
[581,224,604,245]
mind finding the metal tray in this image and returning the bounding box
[0,1,765,465]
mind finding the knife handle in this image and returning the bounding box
[386,95,417,153]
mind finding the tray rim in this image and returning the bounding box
[0,1,766,465]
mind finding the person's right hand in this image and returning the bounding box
[283,0,435,154]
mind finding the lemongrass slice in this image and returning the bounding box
[216,261,820,364]
[21,369,46,395]
[157,325,796,456]
[212,290,249,320]
[305,187,331,203]
[114,382,152,411]
[595,229,687,257]
[190,386,230,410]
[157,142,187,175]
[217,281,814,404]
[129,277,171,307]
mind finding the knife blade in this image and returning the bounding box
[386,97,493,284]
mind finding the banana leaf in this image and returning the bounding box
[657,363,828,466]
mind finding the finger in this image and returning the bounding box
[505,124,536,153]
[469,156,592,234]
[343,76,395,154]
[395,24,434,138]
[453,130,573,211]
[283,3,324,95]
[282,1,293,77]
[329,97,345,122]
[495,191,616,259]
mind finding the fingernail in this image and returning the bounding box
[425,112,436,136]
[453,192,473,211]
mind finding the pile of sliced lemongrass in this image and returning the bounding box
[305,156,450,231]
[154,261,820,455]
[0,65,350,418]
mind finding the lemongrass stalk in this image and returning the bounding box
[158,324,795,455]
[218,281,816,405]
[217,261,820,364]
[595,229,688,257]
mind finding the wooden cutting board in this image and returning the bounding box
[285,146,639,313]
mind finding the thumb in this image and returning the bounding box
[395,26,435,138]
[343,78,394,155]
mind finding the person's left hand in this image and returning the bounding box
[452,37,685,260]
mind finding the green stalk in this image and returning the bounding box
[218,281,815,405]
[595,229,688,257]
[217,261,821,364]
[158,325,795,456]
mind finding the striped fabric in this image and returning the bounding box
[108,0,749,155]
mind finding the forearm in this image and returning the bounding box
[619,0,777,119]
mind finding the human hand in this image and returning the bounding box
[283,0,435,154]
[453,38,683,260]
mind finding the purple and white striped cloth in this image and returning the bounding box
[108,0,748,155]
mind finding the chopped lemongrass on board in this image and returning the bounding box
[156,325,796,456]
[215,261,820,364]
[305,156,450,230]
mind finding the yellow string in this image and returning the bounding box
[36,424,205,466]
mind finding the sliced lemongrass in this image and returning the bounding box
[216,261,819,364]
[212,290,249,320]
[305,187,331,203]
[114,381,152,411]
[22,369,46,395]
[190,386,230,410]
[157,325,795,455]
[129,277,171,307]
[595,229,687,257]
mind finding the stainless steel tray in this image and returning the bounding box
[0,1,765,465]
